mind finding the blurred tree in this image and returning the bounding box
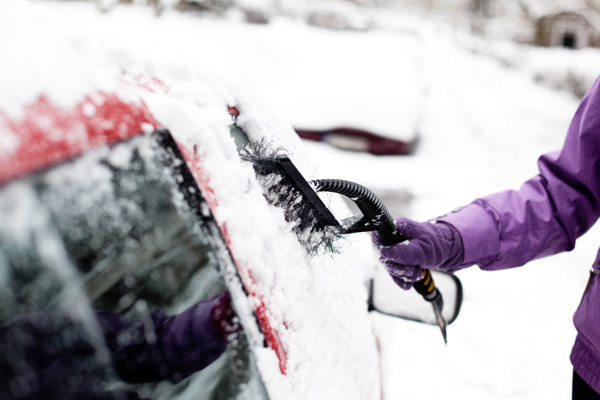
[175,0,234,13]
[514,0,531,20]
[585,0,600,13]
[471,0,491,17]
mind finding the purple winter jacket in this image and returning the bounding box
[439,76,600,393]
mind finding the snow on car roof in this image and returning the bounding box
[0,1,118,118]
[1,2,381,398]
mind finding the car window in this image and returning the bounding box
[0,130,268,400]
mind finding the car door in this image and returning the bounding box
[0,126,270,399]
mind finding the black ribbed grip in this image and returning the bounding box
[311,179,403,245]
[312,178,445,325]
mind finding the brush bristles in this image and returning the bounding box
[240,140,341,254]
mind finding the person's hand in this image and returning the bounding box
[210,292,241,340]
[372,218,464,290]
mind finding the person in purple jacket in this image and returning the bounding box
[373,76,600,399]
[0,292,238,400]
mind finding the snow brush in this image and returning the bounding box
[241,141,448,343]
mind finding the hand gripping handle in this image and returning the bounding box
[311,179,448,343]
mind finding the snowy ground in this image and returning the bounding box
[17,1,600,398]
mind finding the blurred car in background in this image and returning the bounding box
[295,126,419,155]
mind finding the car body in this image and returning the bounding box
[0,3,463,399]
[0,73,383,400]
[0,4,383,398]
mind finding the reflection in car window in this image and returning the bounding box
[0,131,268,400]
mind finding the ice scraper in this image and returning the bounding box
[241,143,448,343]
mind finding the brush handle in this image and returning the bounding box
[311,179,398,236]
[311,179,439,291]
[413,269,441,302]
[312,179,448,342]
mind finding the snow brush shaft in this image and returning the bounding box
[413,270,447,344]
[311,179,448,344]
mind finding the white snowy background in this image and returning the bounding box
[7,0,600,398]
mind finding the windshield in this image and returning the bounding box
[0,130,268,400]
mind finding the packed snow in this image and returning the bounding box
[3,0,600,399]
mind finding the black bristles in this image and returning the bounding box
[240,140,342,255]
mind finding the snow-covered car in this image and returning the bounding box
[0,71,378,400]
[0,3,462,399]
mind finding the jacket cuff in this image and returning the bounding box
[437,201,500,268]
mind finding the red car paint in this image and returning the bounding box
[227,106,240,116]
[0,94,158,185]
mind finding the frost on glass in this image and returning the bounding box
[0,132,267,400]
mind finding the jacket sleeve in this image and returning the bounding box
[439,77,600,271]
[97,294,228,384]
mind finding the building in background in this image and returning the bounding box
[480,0,600,49]
[534,9,600,49]
[393,0,600,49]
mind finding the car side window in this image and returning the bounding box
[0,130,268,400]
